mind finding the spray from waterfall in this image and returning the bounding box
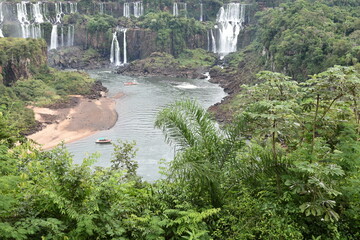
[110,32,121,66]
[214,3,246,57]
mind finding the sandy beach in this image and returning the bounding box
[27,95,119,150]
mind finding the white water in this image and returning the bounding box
[200,3,203,21]
[33,2,44,23]
[110,32,121,66]
[123,3,130,18]
[50,24,58,50]
[214,3,246,57]
[17,2,30,38]
[133,1,143,18]
[173,2,178,16]
[122,28,127,64]
[184,3,187,18]
[55,2,63,24]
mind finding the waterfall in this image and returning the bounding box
[110,32,121,66]
[99,2,104,14]
[61,26,64,47]
[184,3,187,18]
[0,2,4,37]
[123,3,130,18]
[173,3,178,16]
[67,25,75,46]
[55,2,63,24]
[121,28,127,64]
[32,2,44,23]
[133,2,143,18]
[17,2,30,38]
[200,3,203,21]
[210,29,216,53]
[50,24,58,50]
[207,30,210,51]
[214,3,246,57]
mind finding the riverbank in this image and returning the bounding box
[27,95,118,150]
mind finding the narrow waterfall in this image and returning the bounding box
[67,25,75,46]
[173,3,178,16]
[184,3,187,18]
[0,2,4,37]
[110,32,121,66]
[214,3,246,57]
[200,3,203,21]
[207,30,210,51]
[123,3,130,18]
[50,24,58,50]
[133,2,143,18]
[121,28,127,64]
[61,26,64,47]
[210,29,216,53]
[99,2,104,14]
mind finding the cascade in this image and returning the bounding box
[110,32,121,66]
[50,24,58,50]
[121,28,127,64]
[214,3,246,57]
[55,2,63,24]
[32,2,44,23]
[173,3,178,16]
[17,2,30,38]
[123,3,130,18]
[133,1,143,18]
[67,25,75,46]
[200,3,203,21]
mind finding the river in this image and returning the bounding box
[66,70,226,181]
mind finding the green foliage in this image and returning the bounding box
[86,14,117,34]
[140,12,208,56]
[257,0,360,80]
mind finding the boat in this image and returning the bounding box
[124,81,139,86]
[96,138,112,144]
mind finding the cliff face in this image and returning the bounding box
[0,38,47,86]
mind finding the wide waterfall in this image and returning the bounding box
[50,25,58,50]
[213,3,246,57]
[110,32,121,66]
[123,3,130,18]
[17,2,30,38]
